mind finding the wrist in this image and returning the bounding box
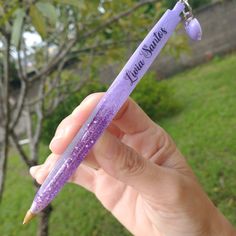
[208,208,236,236]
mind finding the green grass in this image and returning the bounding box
[0,148,130,236]
[1,53,236,235]
[159,54,236,225]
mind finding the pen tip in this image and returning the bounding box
[23,210,36,225]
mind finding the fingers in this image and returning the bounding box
[30,92,182,200]
[45,93,176,186]
[30,94,105,189]
[68,164,95,191]
[49,92,156,155]
[49,93,104,154]
[93,130,173,197]
[113,98,154,135]
[29,153,95,192]
[30,153,60,185]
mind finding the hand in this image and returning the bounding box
[30,93,236,236]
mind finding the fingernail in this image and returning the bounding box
[71,105,81,116]
[35,171,45,185]
[53,128,65,140]
[80,94,94,105]
[49,129,64,150]
[29,166,38,176]
[72,94,95,116]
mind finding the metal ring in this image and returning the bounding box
[182,0,192,12]
[181,0,193,20]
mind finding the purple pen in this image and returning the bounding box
[23,0,202,223]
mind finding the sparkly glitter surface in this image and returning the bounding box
[31,89,129,213]
[29,2,185,214]
[31,100,117,213]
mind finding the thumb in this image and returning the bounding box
[93,130,173,196]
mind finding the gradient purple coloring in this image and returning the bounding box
[29,1,189,214]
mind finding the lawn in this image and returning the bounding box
[160,54,236,225]
[0,53,236,235]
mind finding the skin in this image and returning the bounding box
[30,93,236,236]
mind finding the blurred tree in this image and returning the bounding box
[0,0,186,235]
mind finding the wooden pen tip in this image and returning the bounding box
[23,210,35,225]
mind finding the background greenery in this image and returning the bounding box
[165,0,212,9]
[0,52,235,235]
[160,53,236,224]
[42,72,179,143]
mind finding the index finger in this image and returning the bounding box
[49,93,154,154]
[113,97,153,135]
[74,92,153,135]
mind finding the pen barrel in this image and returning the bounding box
[31,2,184,214]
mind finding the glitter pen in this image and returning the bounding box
[23,0,202,224]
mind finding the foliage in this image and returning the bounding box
[131,72,180,121]
[1,0,166,70]
[0,0,187,79]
